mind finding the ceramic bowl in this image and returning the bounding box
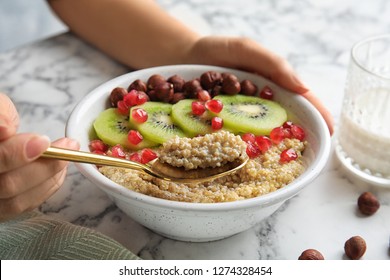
[66,65,331,242]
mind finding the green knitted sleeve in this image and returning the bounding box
[0,211,140,260]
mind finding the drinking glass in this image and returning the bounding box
[336,34,390,186]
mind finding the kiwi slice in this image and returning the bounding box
[93,108,157,149]
[171,99,213,137]
[130,102,187,144]
[214,95,287,135]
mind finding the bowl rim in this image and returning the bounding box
[66,64,331,212]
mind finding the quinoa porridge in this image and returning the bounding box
[99,131,306,203]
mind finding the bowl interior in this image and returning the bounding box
[66,65,331,210]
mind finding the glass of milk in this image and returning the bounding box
[336,34,390,186]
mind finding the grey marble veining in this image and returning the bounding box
[0,0,389,260]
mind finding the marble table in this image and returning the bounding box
[1,0,389,260]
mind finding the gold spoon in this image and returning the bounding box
[42,146,248,184]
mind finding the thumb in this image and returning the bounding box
[0,93,20,141]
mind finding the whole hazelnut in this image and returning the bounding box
[154,82,174,103]
[221,73,241,95]
[167,75,185,92]
[128,79,147,92]
[147,74,166,90]
[170,92,186,104]
[183,79,202,98]
[200,71,222,90]
[298,249,325,260]
[357,192,380,216]
[240,79,258,96]
[344,236,366,260]
[109,87,127,107]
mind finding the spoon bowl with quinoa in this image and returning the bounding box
[66,65,331,242]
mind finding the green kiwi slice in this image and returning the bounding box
[93,108,157,149]
[130,102,187,144]
[214,95,287,135]
[171,99,213,137]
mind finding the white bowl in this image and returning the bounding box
[66,65,331,242]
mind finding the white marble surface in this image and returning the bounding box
[1,0,389,260]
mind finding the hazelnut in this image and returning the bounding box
[128,79,147,92]
[298,249,325,260]
[240,79,258,96]
[109,87,127,107]
[357,192,380,215]
[183,79,202,98]
[200,71,222,90]
[221,74,241,95]
[147,74,166,90]
[171,92,186,104]
[154,82,174,103]
[344,236,366,260]
[167,75,185,92]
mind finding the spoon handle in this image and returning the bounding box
[42,146,146,171]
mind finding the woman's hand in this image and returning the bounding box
[185,36,334,134]
[0,94,79,222]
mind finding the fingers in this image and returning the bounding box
[0,168,68,222]
[0,133,51,173]
[0,93,20,140]
[0,137,79,222]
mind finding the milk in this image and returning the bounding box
[338,88,390,177]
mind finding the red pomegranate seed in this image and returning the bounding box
[197,90,211,102]
[111,144,126,158]
[205,99,223,113]
[280,148,298,163]
[131,108,148,123]
[129,152,141,163]
[246,142,261,159]
[141,148,158,164]
[135,91,149,105]
[211,116,223,130]
[241,132,256,144]
[123,90,138,107]
[255,135,272,153]
[260,86,274,100]
[291,124,305,141]
[270,126,292,144]
[128,130,143,145]
[282,121,294,129]
[191,101,206,116]
[89,139,108,152]
[117,100,130,115]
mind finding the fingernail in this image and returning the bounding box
[292,75,309,94]
[0,115,9,134]
[25,135,51,159]
[67,138,80,149]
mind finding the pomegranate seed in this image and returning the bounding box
[123,90,138,107]
[205,99,223,113]
[131,108,148,123]
[282,121,294,129]
[291,124,305,141]
[211,116,223,130]
[270,126,291,144]
[246,142,261,159]
[241,133,256,144]
[280,148,298,163]
[197,90,211,102]
[128,130,143,145]
[260,86,274,100]
[255,135,272,153]
[117,100,130,115]
[141,148,158,164]
[135,91,149,105]
[111,144,126,158]
[129,152,141,163]
[89,139,108,152]
[191,101,206,116]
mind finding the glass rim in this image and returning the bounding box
[351,34,390,81]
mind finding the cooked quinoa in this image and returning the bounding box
[99,132,307,203]
[158,130,247,170]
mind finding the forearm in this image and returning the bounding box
[48,0,200,69]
